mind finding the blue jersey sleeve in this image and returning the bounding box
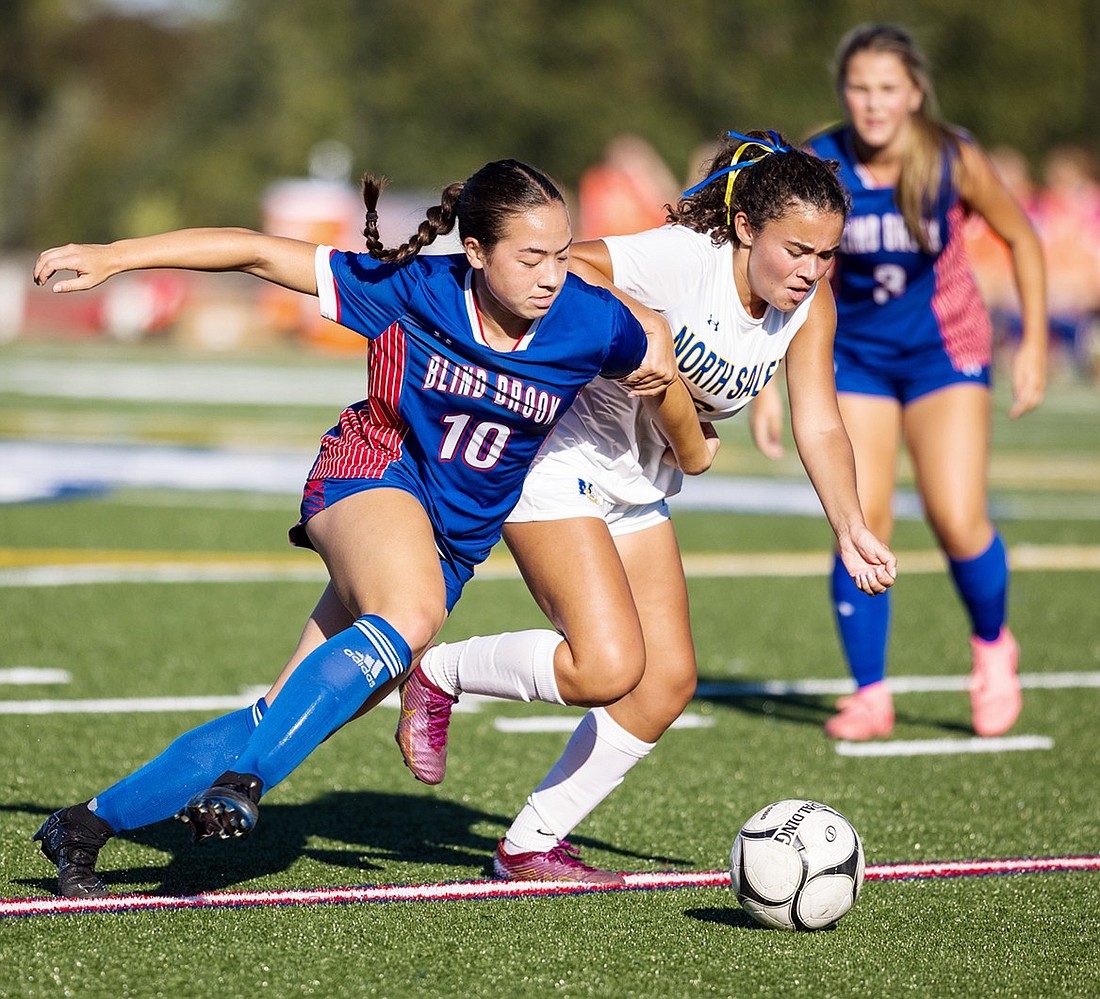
[314,246,420,339]
[590,288,647,379]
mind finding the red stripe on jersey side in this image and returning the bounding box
[931,203,993,372]
[309,322,408,480]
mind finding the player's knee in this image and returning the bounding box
[560,640,645,707]
[638,665,697,726]
[359,603,446,662]
[665,668,697,715]
[931,513,990,558]
[864,508,894,541]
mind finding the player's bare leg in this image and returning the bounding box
[905,385,1019,735]
[180,489,446,841]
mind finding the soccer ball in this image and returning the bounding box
[729,799,865,931]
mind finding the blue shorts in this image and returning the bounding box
[289,476,474,612]
[834,339,991,405]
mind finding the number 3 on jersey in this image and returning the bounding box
[872,263,907,305]
[439,414,512,470]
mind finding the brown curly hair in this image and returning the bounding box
[670,129,850,247]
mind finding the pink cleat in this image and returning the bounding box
[394,664,458,785]
[493,839,625,885]
[970,628,1021,737]
[824,682,894,740]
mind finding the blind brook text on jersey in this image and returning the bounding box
[422,353,563,426]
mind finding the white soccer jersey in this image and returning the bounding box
[515,224,819,506]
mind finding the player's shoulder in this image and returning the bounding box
[334,248,466,281]
[393,251,471,288]
[608,224,719,275]
[560,271,625,313]
[411,251,469,274]
[609,222,707,251]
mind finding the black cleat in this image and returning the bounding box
[176,771,263,843]
[33,803,114,899]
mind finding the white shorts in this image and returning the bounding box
[506,464,670,537]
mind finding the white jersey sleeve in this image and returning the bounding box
[603,225,715,313]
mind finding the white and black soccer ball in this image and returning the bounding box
[729,799,865,931]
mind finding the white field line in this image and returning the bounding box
[0,694,265,716]
[0,668,71,685]
[835,735,1054,757]
[2,673,1097,717]
[2,544,1100,587]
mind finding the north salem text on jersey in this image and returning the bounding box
[674,326,781,405]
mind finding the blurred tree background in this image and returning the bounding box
[2,0,1097,248]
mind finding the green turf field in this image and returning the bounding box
[1,341,1098,998]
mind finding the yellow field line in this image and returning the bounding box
[2,545,1099,577]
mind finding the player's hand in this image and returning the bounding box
[1008,333,1047,419]
[838,524,897,595]
[623,312,676,397]
[33,243,118,293]
[749,381,786,459]
[661,422,721,471]
[702,420,722,463]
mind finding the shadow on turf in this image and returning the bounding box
[685,907,775,930]
[686,907,840,933]
[8,791,693,897]
[693,675,973,736]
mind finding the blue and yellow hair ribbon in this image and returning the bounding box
[682,130,792,223]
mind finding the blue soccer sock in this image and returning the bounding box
[231,615,411,793]
[89,698,267,833]
[948,532,1008,642]
[831,553,891,689]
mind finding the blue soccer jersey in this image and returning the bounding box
[810,126,993,377]
[304,246,646,575]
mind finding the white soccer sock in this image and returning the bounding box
[503,706,656,855]
[420,629,565,705]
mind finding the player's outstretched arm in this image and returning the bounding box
[784,286,897,595]
[34,228,319,297]
[958,140,1049,419]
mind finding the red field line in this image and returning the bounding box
[4,855,1098,919]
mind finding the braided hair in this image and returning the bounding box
[361,160,566,265]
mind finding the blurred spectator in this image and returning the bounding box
[966,143,1100,378]
[1033,146,1100,375]
[260,177,365,352]
[576,134,679,239]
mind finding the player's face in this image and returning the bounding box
[735,203,844,315]
[841,50,924,153]
[464,202,572,331]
